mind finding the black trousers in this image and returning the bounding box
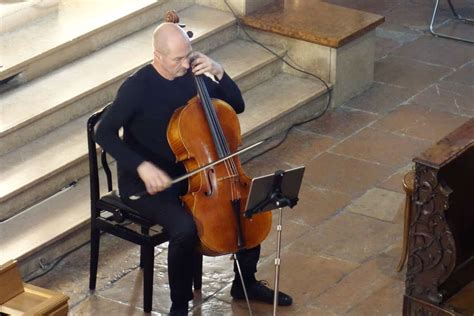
[125,185,260,305]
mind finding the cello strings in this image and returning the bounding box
[196,76,225,157]
[197,75,231,161]
[198,76,239,175]
[199,77,240,199]
[201,77,241,200]
[198,77,240,200]
[196,77,232,156]
[196,76,240,200]
[195,76,230,196]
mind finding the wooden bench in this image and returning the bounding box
[403,118,474,315]
[0,260,68,316]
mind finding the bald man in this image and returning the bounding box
[96,23,292,315]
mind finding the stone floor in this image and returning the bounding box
[28,0,474,315]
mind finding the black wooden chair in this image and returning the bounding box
[87,104,202,313]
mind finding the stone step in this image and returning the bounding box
[0,0,194,84]
[240,73,327,138]
[0,114,88,221]
[208,39,284,93]
[0,5,238,156]
[0,72,326,222]
[0,73,328,276]
[0,0,60,34]
[0,168,108,274]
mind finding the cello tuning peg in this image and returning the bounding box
[164,11,192,38]
[165,10,179,23]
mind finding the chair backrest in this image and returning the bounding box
[86,103,112,212]
[86,104,158,228]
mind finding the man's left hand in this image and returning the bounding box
[191,52,224,80]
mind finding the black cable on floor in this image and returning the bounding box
[25,240,90,282]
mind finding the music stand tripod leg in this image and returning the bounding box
[233,253,253,316]
[273,205,284,316]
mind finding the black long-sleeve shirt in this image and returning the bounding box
[95,64,245,197]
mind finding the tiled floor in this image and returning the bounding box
[29,0,474,315]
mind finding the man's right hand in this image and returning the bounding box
[137,161,172,195]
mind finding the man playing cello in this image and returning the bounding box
[95,22,292,315]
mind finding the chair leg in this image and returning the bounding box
[140,246,145,269]
[193,252,203,290]
[89,227,101,290]
[140,226,150,269]
[430,0,443,35]
[142,245,154,313]
[446,0,474,22]
[430,0,474,44]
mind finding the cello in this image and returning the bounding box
[165,12,272,256]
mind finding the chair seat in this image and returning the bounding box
[94,190,168,244]
[98,190,158,228]
[101,190,139,215]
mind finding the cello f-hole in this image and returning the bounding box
[204,168,215,196]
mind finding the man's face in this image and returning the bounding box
[158,39,192,79]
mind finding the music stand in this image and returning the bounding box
[244,166,305,316]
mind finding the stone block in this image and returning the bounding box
[289,212,401,263]
[371,103,469,142]
[314,252,400,313]
[330,127,431,168]
[345,187,405,222]
[299,106,379,139]
[330,31,376,106]
[305,152,394,198]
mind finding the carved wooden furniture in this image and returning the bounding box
[397,170,415,272]
[0,260,69,315]
[87,105,203,313]
[403,118,474,315]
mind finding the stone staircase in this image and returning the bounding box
[0,1,330,276]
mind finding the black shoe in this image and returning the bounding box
[169,303,188,316]
[231,280,293,306]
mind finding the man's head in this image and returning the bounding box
[152,23,193,80]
